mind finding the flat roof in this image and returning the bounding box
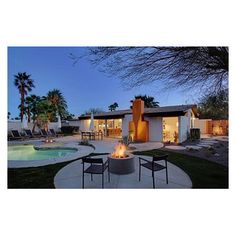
[78,104,197,120]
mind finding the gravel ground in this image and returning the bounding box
[162,139,228,167]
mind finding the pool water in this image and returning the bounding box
[8,145,77,161]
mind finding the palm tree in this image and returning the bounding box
[108,102,119,111]
[35,99,54,131]
[24,95,41,122]
[131,95,159,108]
[14,72,35,121]
[46,89,68,118]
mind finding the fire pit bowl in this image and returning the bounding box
[108,154,135,175]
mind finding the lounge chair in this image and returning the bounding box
[40,129,50,137]
[10,130,24,140]
[49,128,59,137]
[24,129,39,139]
[24,129,34,138]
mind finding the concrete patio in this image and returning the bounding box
[54,155,192,189]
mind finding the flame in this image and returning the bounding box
[112,143,127,158]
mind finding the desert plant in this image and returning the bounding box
[119,136,131,147]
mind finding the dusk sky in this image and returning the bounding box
[8,47,197,118]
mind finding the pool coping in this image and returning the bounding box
[8,144,94,168]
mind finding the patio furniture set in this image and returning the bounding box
[8,128,62,141]
[81,154,169,189]
[81,131,103,140]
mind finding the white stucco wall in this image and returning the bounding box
[8,121,60,133]
[145,117,163,142]
[68,120,80,127]
[122,114,132,137]
[79,119,90,132]
[178,116,189,143]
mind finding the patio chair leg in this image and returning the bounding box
[91,173,93,181]
[108,169,110,182]
[139,160,141,181]
[102,173,104,188]
[166,168,168,184]
[82,172,84,189]
[152,171,155,189]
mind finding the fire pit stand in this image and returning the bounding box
[108,154,135,175]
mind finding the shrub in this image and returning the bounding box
[79,140,89,146]
[78,140,95,149]
[61,126,76,134]
[190,128,200,140]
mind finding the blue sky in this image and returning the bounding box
[8,47,197,118]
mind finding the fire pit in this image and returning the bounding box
[108,143,135,175]
[44,137,54,143]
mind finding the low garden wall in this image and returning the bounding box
[8,120,60,133]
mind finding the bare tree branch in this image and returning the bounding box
[80,47,228,94]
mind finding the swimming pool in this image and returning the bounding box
[8,145,78,161]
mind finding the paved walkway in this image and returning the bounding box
[54,155,192,189]
[165,136,225,151]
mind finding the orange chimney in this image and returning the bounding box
[129,99,149,142]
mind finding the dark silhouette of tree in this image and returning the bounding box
[8,112,11,119]
[86,47,228,94]
[14,72,35,121]
[83,108,105,115]
[198,89,228,119]
[108,102,119,111]
[131,95,159,108]
[22,95,41,122]
[46,89,68,119]
[35,99,55,131]
[66,113,75,119]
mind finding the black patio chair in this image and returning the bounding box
[82,157,110,188]
[139,154,168,188]
[10,130,24,140]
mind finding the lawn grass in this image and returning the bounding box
[133,149,228,188]
[8,149,228,189]
[8,153,107,189]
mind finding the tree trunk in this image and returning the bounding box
[27,108,31,122]
[32,121,36,133]
[20,90,25,122]
[44,122,49,132]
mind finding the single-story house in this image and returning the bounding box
[77,99,198,143]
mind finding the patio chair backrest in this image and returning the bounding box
[50,129,56,135]
[25,129,33,136]
[11,130,21,137]
[82,157,103,164]
[40,129,48,136]
[153,154,168,162]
